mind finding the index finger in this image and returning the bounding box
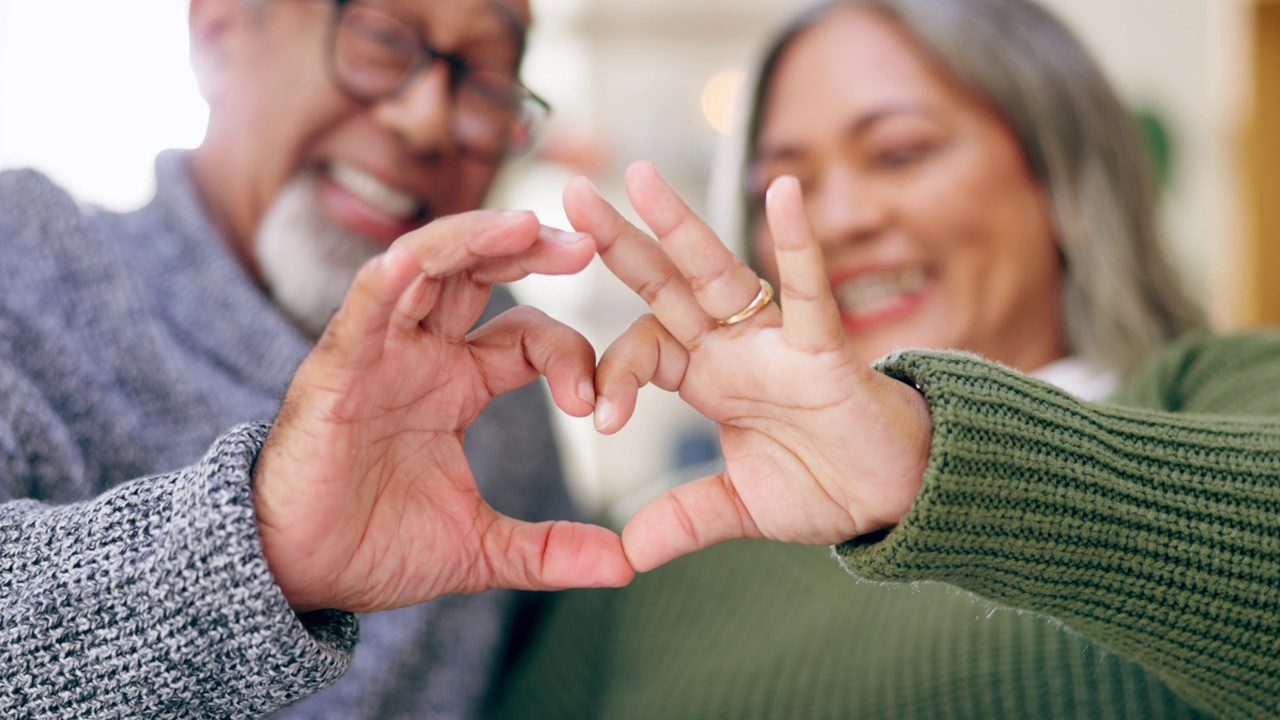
[396,209,594,280]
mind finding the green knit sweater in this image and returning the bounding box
[486,332,1280,720]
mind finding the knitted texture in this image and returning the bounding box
[841,335,1280,719]
[0,156,575,717]
[482,338,1280,719]
[0,423,356,717]
[486,540,1208,719]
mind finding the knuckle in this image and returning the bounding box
[634,267,681,305]
[685,259,746,295]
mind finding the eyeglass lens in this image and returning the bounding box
[331,2,546,159]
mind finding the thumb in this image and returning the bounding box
[477,515,636,591]
[316,247,424,370]
[620,473,762,572]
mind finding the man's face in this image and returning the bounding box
[191,0,530,333]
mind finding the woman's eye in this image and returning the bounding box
[874,144,933,169]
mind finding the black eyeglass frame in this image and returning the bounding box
[326,0,551,161]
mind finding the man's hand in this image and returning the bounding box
[566,163,934,572]
[252,209,634,613]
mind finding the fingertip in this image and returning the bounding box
[590,529,637,587]
[483,209,542,252]
[500,208,540,229]
[545,522,635,589]
[591,564,635,588]
[381,246,422,289]
[602,569,636,588]
[345,247,421,322]
[562,176,609,239]
[620,516,664,573]
[538,225,594,248]
[559,235,601,273]
[593,397,618,434]
[548,376,596,419]
[537,225,598,275]
[563,177,605,227]
[624,159,644,180]
[765,175,800,211]
[591,375,643,433]
[577,378,597,407]
[764,176,816,255]
[620,477,756,574]
[624,160,667,202]
[625,159,659,185]
[564,175,601,203]
[317,247,424,366]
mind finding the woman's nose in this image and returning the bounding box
[806,165,887,248]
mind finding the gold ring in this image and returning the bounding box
[718,278,775,326]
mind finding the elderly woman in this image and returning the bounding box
[725,0,1200,383]
[484,0,1273,718]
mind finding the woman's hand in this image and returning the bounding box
[252,210,634,613]
[566,162,934,572]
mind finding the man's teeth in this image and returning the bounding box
[835,268,928,316]
[329,162,419,220]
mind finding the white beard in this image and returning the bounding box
[255,173,384,338]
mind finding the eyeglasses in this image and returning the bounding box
[327,0,550,161]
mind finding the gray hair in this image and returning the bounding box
[711,0,1204,376]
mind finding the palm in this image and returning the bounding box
[303,314,498,608]
[682,321,916,546]
[567,163,932,570]
[252,211,633,612]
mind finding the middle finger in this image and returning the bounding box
[563,176,712,346]
[624,161,775,328]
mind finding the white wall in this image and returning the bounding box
[1035,0,1249,319]
[0,1,207,211]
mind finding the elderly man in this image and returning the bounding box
[0,0,630,716]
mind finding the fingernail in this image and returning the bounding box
[594,398,616,432]
[628,159,655,177]
[574,175,603,199]
[502,209,533,221]
[577,379,596,407]
[765,175,797,206]
[540,226,591,246]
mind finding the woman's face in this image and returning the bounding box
[750,7,1065,371]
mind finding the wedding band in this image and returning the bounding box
[718,278,775,326]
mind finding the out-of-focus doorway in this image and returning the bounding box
[1241,0,1280,324]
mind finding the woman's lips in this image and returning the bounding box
[831,267,932,331]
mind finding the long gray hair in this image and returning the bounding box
[711,0,1204,376]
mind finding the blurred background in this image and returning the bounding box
[1,0,1276,517]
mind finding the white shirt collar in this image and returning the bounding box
[1029,356,1120,402]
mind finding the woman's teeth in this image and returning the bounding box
[329,162,419,220]
[834,268,927,316]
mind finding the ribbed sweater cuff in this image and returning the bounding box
[834,349,1279,719]
[183,422,359,707]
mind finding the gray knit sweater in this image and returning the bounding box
[0,152,574,718]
